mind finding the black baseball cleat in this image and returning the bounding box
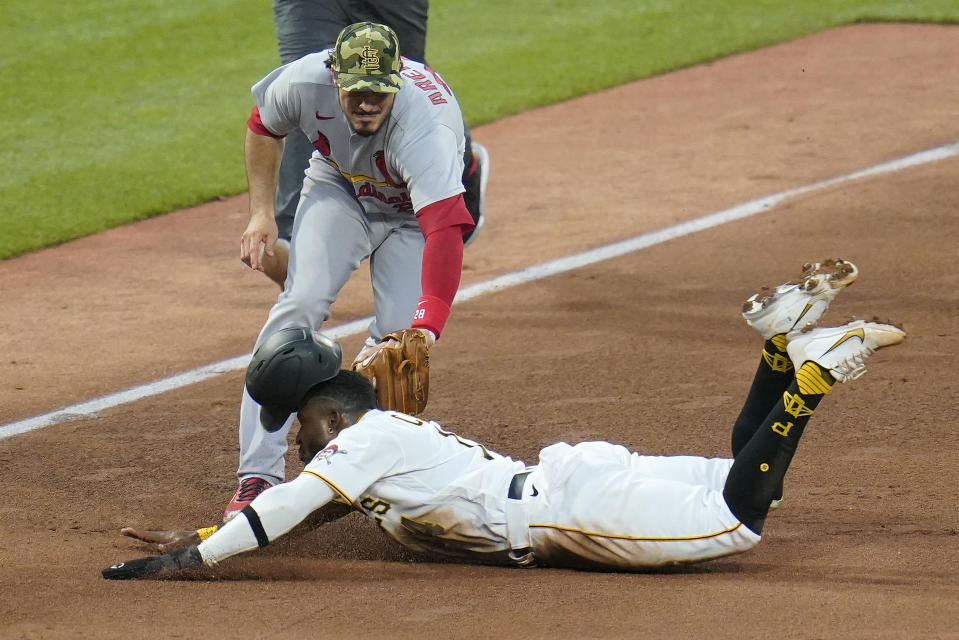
[461,142,490,247]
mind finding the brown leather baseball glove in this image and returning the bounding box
[351,328,432,415]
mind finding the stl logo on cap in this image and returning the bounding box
[331,22,403,93]
[361,45,380,70]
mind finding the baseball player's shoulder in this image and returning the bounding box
[357,408,431,430]
[399,57,453,91]
[254,51,336,99]
[351,410,450,445]
[334,410,437,458]
[286,50,336,87]
[385,97,461,163]
[395,61,461,115]
[326,410,408,454]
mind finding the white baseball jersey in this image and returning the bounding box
[302,412,761,569]
[252,51,467,217]
[304,409,525,563]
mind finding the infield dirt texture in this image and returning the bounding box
[1,23,958,639]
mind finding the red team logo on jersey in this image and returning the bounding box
[373,150,405,188]
[313,132,331,157]
[313,444,347,465]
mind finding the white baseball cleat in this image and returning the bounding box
[785,320,906,383]
[742,259,859,339]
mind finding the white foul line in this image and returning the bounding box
[2,141,956,441]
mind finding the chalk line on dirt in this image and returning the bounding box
[2,141,956,441]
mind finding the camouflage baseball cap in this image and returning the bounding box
[331,22,403,93]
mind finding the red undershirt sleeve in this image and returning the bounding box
[247,106,285,139]
[411,194,475,338]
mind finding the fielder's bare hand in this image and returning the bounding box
[240,213,279,272]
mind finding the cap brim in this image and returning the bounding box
[336,72,402,93]
[259,405,292,433]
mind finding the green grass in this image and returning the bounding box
[1,0,957,259]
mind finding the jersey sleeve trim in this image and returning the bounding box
[301,469,354,504]
[416,193,474,235]
[247,105,286,139]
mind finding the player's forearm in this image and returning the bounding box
[411,227,462,338]
[412,196,472,337]
[198,473,335,566]
[244,128,285,219]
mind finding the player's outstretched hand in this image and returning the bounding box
[102,545,202,580]
[120,527,204,552]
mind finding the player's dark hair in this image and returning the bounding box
[302,370,377,419]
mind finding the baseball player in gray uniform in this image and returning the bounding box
[105,260,907,577]
[227,22,477,521]
[264,0,490,287]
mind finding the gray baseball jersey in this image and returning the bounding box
[252,51,466,218]
[270,1,432,237]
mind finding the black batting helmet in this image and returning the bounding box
[245,327,343,432]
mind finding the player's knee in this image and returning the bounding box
[261,241,290,288]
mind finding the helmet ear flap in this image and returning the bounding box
[245,328,342,431]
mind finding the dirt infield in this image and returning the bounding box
[1,23,958,639]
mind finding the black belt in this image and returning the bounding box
[508,470,531,500]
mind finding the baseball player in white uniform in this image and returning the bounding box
[227,22,476,520]
[104,260,907,577]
